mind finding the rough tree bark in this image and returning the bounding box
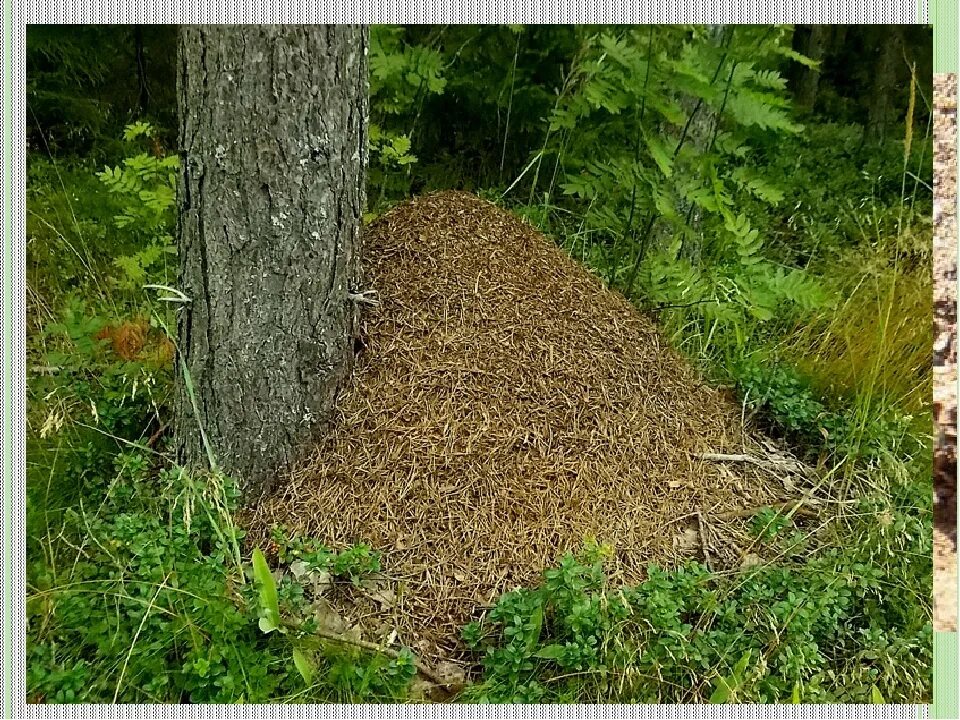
[134,25,149,114]
[866,25,905,145]
[174,25,369,499]
[654,24,727,267]
[792,25,831,112]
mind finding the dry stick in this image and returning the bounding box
[695,451,809,475]
[714,501,819,521]
[695,511,714,571]
[697,451,769,465]
[705,453,858,525]
[313,628,454,688]
[498,31,521,180]
[697,452,823,520]
[146,423,169,448]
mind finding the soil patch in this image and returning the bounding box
[247,191,805,656]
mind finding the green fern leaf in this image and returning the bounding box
[643,131,674,177]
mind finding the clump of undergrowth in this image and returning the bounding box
[26,126,420,704]
[26,454,418,703]
[462,477,931,705]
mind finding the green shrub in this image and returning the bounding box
[26,459,417,703]
[730,354,918,462]
[461,498,931,705]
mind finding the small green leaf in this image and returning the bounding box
[871,684,885,704]
[709,676,734,704]
[123,121,155,141]
[533,644,566,660]
[252,548,282,634]
[292,647,314,685]
[709,650,751,703]
[791,681,801,703]
[525,604,544,653]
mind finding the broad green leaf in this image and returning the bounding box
[533,644,566,660]
[709,676,734,704]
[732,649,751,678]
[525,604,544,653]
[709,650,751,703]
[292,647,314,685]
[252,548,282,634]
[871,685,885,704]
[391,135,411,155]
[643,130,674,177]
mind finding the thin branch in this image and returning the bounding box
[499,31,522,180]
[696,511,714,570]
[610,26,655,287]
[648,299,716,312]
[313,628,456,688]
[714,500,821,521]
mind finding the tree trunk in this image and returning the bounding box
[669,25,728,267]
[866,26,904,145]
[793,25,830,111]
[174,25,369,500]
[134,25,149,114]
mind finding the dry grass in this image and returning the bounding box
[786,263,931,417]
[245,191,791,657]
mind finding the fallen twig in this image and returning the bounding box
[714,500,820,521]
[698,451,780,466]
[695,451,811,476]
[695,511,714,571]
[146,423,168,448]
[313,628,455,688]
[347,289,380,306]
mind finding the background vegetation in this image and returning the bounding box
[26,24,933,703]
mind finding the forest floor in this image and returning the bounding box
[934,73,957,632]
